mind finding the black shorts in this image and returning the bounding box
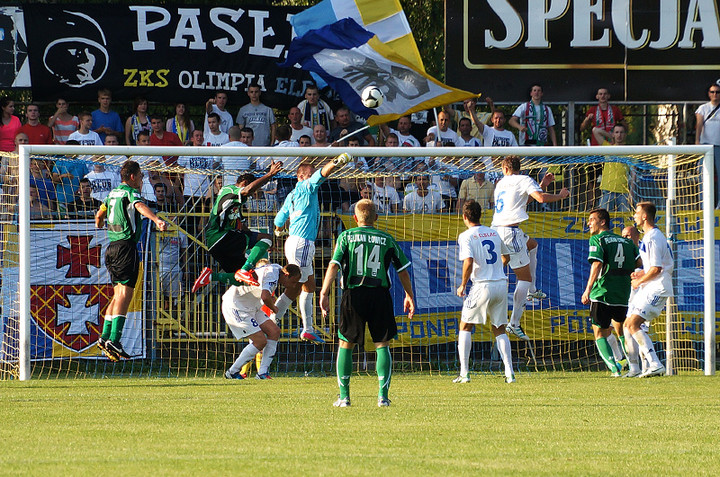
[106,239,140,287]
[210,230,259,273]
[339,286,397,344]
[590,301,627,329]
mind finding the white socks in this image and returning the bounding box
[496,333,514,379]
[623,327,641,373]
[606,333,624,361]
[258,339,277,375]
[458,330,471,377]
[528,247,538,293]
[272,293,293,322]
[511,280,532,327]
[229,342,261,374]
[632,329,663,369]
[299,291,314,332]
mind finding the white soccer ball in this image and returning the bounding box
[361,86,385,109]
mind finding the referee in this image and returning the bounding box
[319,199,415,408]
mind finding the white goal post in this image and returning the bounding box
[10,143,717,380]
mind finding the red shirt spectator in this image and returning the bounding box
[19,104,54,145]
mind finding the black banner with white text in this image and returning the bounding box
[445,0,720,102]
[24,4,314,109]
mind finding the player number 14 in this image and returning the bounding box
[354,243,381,277]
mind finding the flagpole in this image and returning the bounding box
[431,107,441,145]
[331,125,371,145]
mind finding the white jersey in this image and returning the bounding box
[638,227,674,296]
[455,136,482,147]
[491,174,542,226]
[85,170,120,201]
[458,225,510,282]
[425,126,458,146]
[403,190,444,213]
[221,264,281,315]
[389,128,421,147]
[204,131,229,147]
[68,130,103,145]
[177,155,218,197]
[222,142,252,186]
[290,125,315,143]
[373,184,401,212]
[204,105,233,135]
[482,127,518,147]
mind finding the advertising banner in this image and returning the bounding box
[445,0,720,101]
[23,4,312,108]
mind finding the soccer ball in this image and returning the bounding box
[361,86,385,109]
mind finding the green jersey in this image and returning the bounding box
[205,184,248,249]
[331,225,410,289]
[103,183,144,243]
[588,230,639,305]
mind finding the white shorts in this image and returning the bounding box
[493,226,530,269]
[221,301,269,339]
[461,280,508,327]
[284,235,315,282]
[628,286,668,323]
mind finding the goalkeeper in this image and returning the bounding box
[581,208,640,376]
[95,160,167,360]
[319,199,415,407]
[272,152,352,343]
[191,162,283,292]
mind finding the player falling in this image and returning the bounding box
[222,261,302,380]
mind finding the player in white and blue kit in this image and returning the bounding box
[455,200,515,383]
[492,156,569,340]
[624,202,671,378]
[223,262,302,380]
[273,153,352,342]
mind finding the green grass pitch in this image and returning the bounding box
[2,373,719,475]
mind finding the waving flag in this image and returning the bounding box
[281,18,477,126]
[290,0,424,72]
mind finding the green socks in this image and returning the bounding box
[242,239,271,271]
[109,315,126,343]
[101,316,113,341]
[337,346,353,400]
[596,337,619,372]
[212,272,242,286]
[376,346,392,399]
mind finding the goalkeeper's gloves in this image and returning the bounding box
[333,152,352,166]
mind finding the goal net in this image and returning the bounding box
[0,144,715,380]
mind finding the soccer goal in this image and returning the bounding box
[0,143,715,380]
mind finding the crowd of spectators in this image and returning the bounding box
[1,80,718,225]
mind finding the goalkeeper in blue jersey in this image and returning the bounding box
[95,160,167,361]
[272,152,352,343]
[319,199,415,407]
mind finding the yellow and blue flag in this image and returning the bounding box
[290,0,424,72]
[281,18,477,126]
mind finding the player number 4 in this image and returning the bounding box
[614,245,625,268]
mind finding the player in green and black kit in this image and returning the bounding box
[581,208,641,375]
[319,199,415,407]
[191,161,282,291]
[95,160,167,360]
